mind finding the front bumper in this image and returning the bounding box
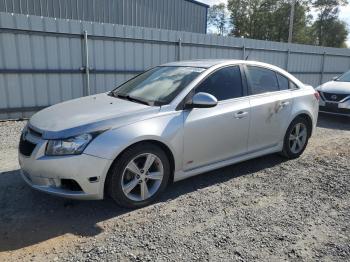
[18,131,113,200]
[319,96,350,116]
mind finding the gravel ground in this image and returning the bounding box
[0,114,349,262]
[0,120,26,172]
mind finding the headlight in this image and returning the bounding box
[46,133,93,156]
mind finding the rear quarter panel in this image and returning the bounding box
[290,86,319,135]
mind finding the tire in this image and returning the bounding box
[281,117,310,159]
[106,143,170,208]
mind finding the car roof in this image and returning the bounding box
[162,59,280,70]
[162,59,238,68]
[162,59,304,87]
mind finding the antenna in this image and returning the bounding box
[245,50,252,60]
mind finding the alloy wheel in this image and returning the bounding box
[121,153,164,202]
[289,123,307,154]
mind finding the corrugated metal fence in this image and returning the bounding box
[1,12,350,120]
[0,0,208,33]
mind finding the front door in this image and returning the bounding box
[182,66,250,171]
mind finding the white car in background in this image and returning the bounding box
[317,70,350,116]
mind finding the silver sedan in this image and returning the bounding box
[19,60,319,208]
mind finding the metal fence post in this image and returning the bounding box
[178,38,182,61]
[242,37,246,60]
[83,30,91,96]
[320,51,326,85]
[286,48,291,71]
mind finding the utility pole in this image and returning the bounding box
[288,0,296,43]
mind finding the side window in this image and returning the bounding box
[246,66,279,95]
[195,66,243,101]
[277,73,289,90]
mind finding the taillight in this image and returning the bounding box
[314,91,320,101]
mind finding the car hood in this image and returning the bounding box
[29,93,160,139]
[317,81,350,94]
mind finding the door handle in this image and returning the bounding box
[280,101,290,107]
[277,101,290,111]
[234,111,248,119]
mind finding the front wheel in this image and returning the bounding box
[282,117,310,159]
[106,143,170,208]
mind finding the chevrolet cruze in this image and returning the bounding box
[19,60,319,208]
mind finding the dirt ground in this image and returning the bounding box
[0,114,349,261]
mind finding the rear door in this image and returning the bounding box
[244,66,293,152]
[183,66,250,171]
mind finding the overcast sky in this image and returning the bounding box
[198,0,350,46]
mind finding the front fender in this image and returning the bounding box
[84,112,184,172]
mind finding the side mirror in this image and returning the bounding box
[185,92,218,109]
[332,76,339,81]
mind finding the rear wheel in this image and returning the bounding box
[282,117,310,159]
[107,143,170,208]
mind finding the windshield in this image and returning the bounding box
[335,71,350,82]
[111,66,205,106]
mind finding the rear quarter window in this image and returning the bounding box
[277,73,300,90]
[289,81,299,89]
[277,73,289,90]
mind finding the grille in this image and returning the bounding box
[19,136,37,156]
[61,179,83,192]
[320,105,350,115]
[322,92,349,102]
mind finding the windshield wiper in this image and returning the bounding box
[111,92,152,106]
[126,95,152,106]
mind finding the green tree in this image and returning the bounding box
[207,3,231,35]
[227,0,313,43]
[227,0,266,38]
[271,1,314,44]
[226,0,348,47]
[312,0,348,47]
